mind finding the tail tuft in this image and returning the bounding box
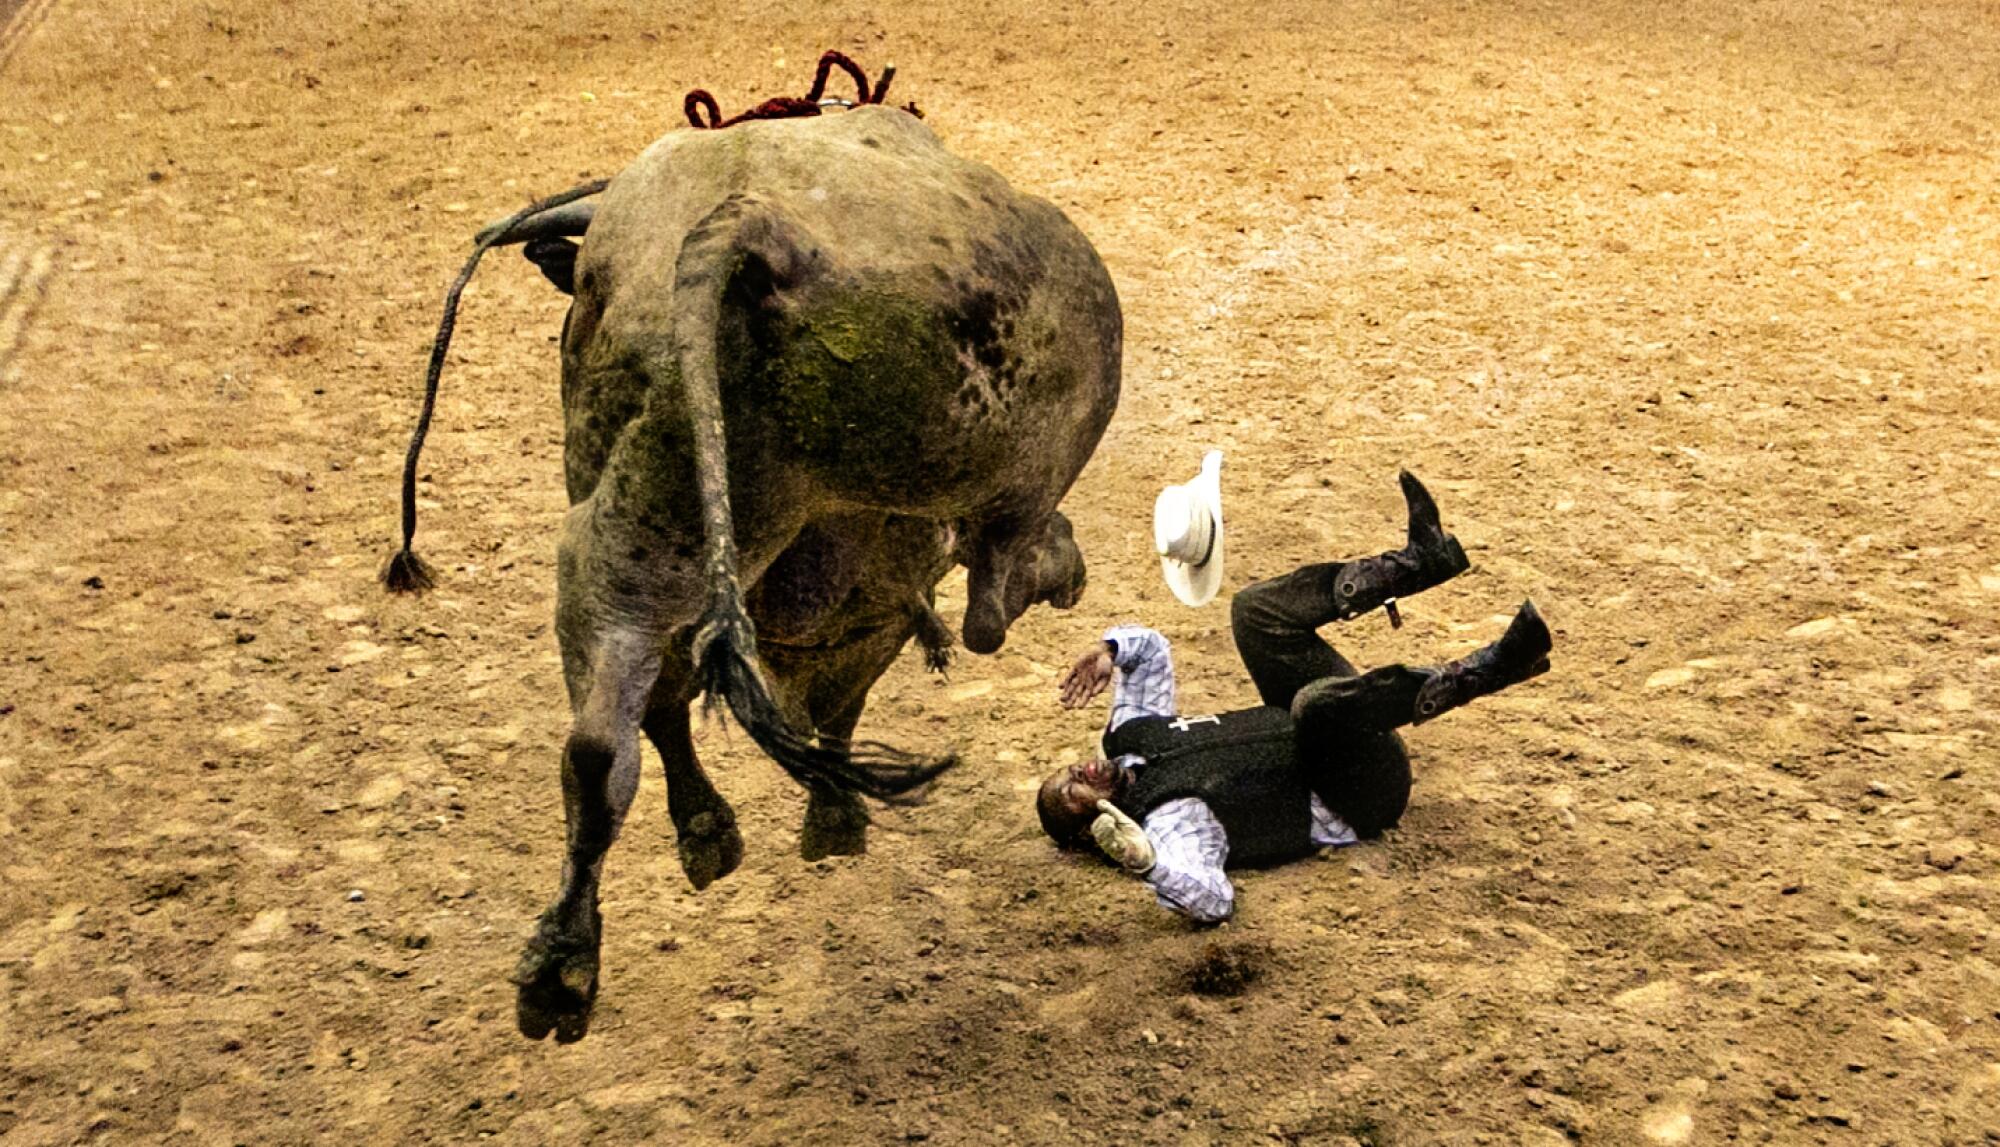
[696,603,958,803]
[381,548,436,594]
[911,602,955,676]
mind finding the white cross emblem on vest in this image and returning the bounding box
[1169,714,1221,733]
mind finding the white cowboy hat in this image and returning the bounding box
[1154,450,1224,607]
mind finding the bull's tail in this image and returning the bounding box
[382,178,611,594]
[671,195,958,802]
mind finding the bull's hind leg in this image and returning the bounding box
[514,379,817,1040]
[514,625,661,1043]
[641,687,744,891]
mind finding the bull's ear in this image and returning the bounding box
[523,238,580,296]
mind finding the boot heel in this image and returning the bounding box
[1438,534,1470,578]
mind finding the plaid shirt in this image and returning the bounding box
[1100,625,1357,924]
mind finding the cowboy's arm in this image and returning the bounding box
[1101,624,1177,731]
[1141,798,1234,925]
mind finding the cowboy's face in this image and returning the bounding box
[1045,757,1126,821]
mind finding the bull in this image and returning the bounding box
[386,103,1120,1041]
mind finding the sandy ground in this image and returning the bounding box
[2,0,1998,1142]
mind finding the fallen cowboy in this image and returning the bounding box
[384,52,1121,1042]
[1039,463,1555,923]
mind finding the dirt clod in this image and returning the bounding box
[1182,941,1266,997]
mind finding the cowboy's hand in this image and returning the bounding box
[1059,642,1115,709]
[1090,800,1155,874]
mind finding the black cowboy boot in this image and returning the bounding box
[1329,470,1471,621]
[1412,600,1552,724]
[1290,600,1553,733]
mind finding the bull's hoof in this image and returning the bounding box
[1042,575,1086,611]
[512,915,600,1043]
[800,793,869,860]
[1033,521,1087,611]
[1040,559,1087,610]
[676,809,744,892]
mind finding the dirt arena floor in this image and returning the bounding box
[3,0,1998,1142]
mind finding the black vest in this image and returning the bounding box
[1103,707,1320,868]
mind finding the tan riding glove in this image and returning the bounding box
[1091,800,1156,875]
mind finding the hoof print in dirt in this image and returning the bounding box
[512,917,601,1043]
[676,809,745,892]
[800,789,870,860]
[1183,940,1268,998]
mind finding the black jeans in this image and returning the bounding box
[1229,562,1418,837]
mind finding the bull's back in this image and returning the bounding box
[571,108,1121,516]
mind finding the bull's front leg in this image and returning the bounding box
[642,693,744,891]
[514,627,659,1043]
[794,618,928,860]
[800,783,870,861]
[799,683,881,860]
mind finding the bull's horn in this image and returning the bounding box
[474,197,599,248]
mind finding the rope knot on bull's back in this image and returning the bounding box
[683,50,920,130]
